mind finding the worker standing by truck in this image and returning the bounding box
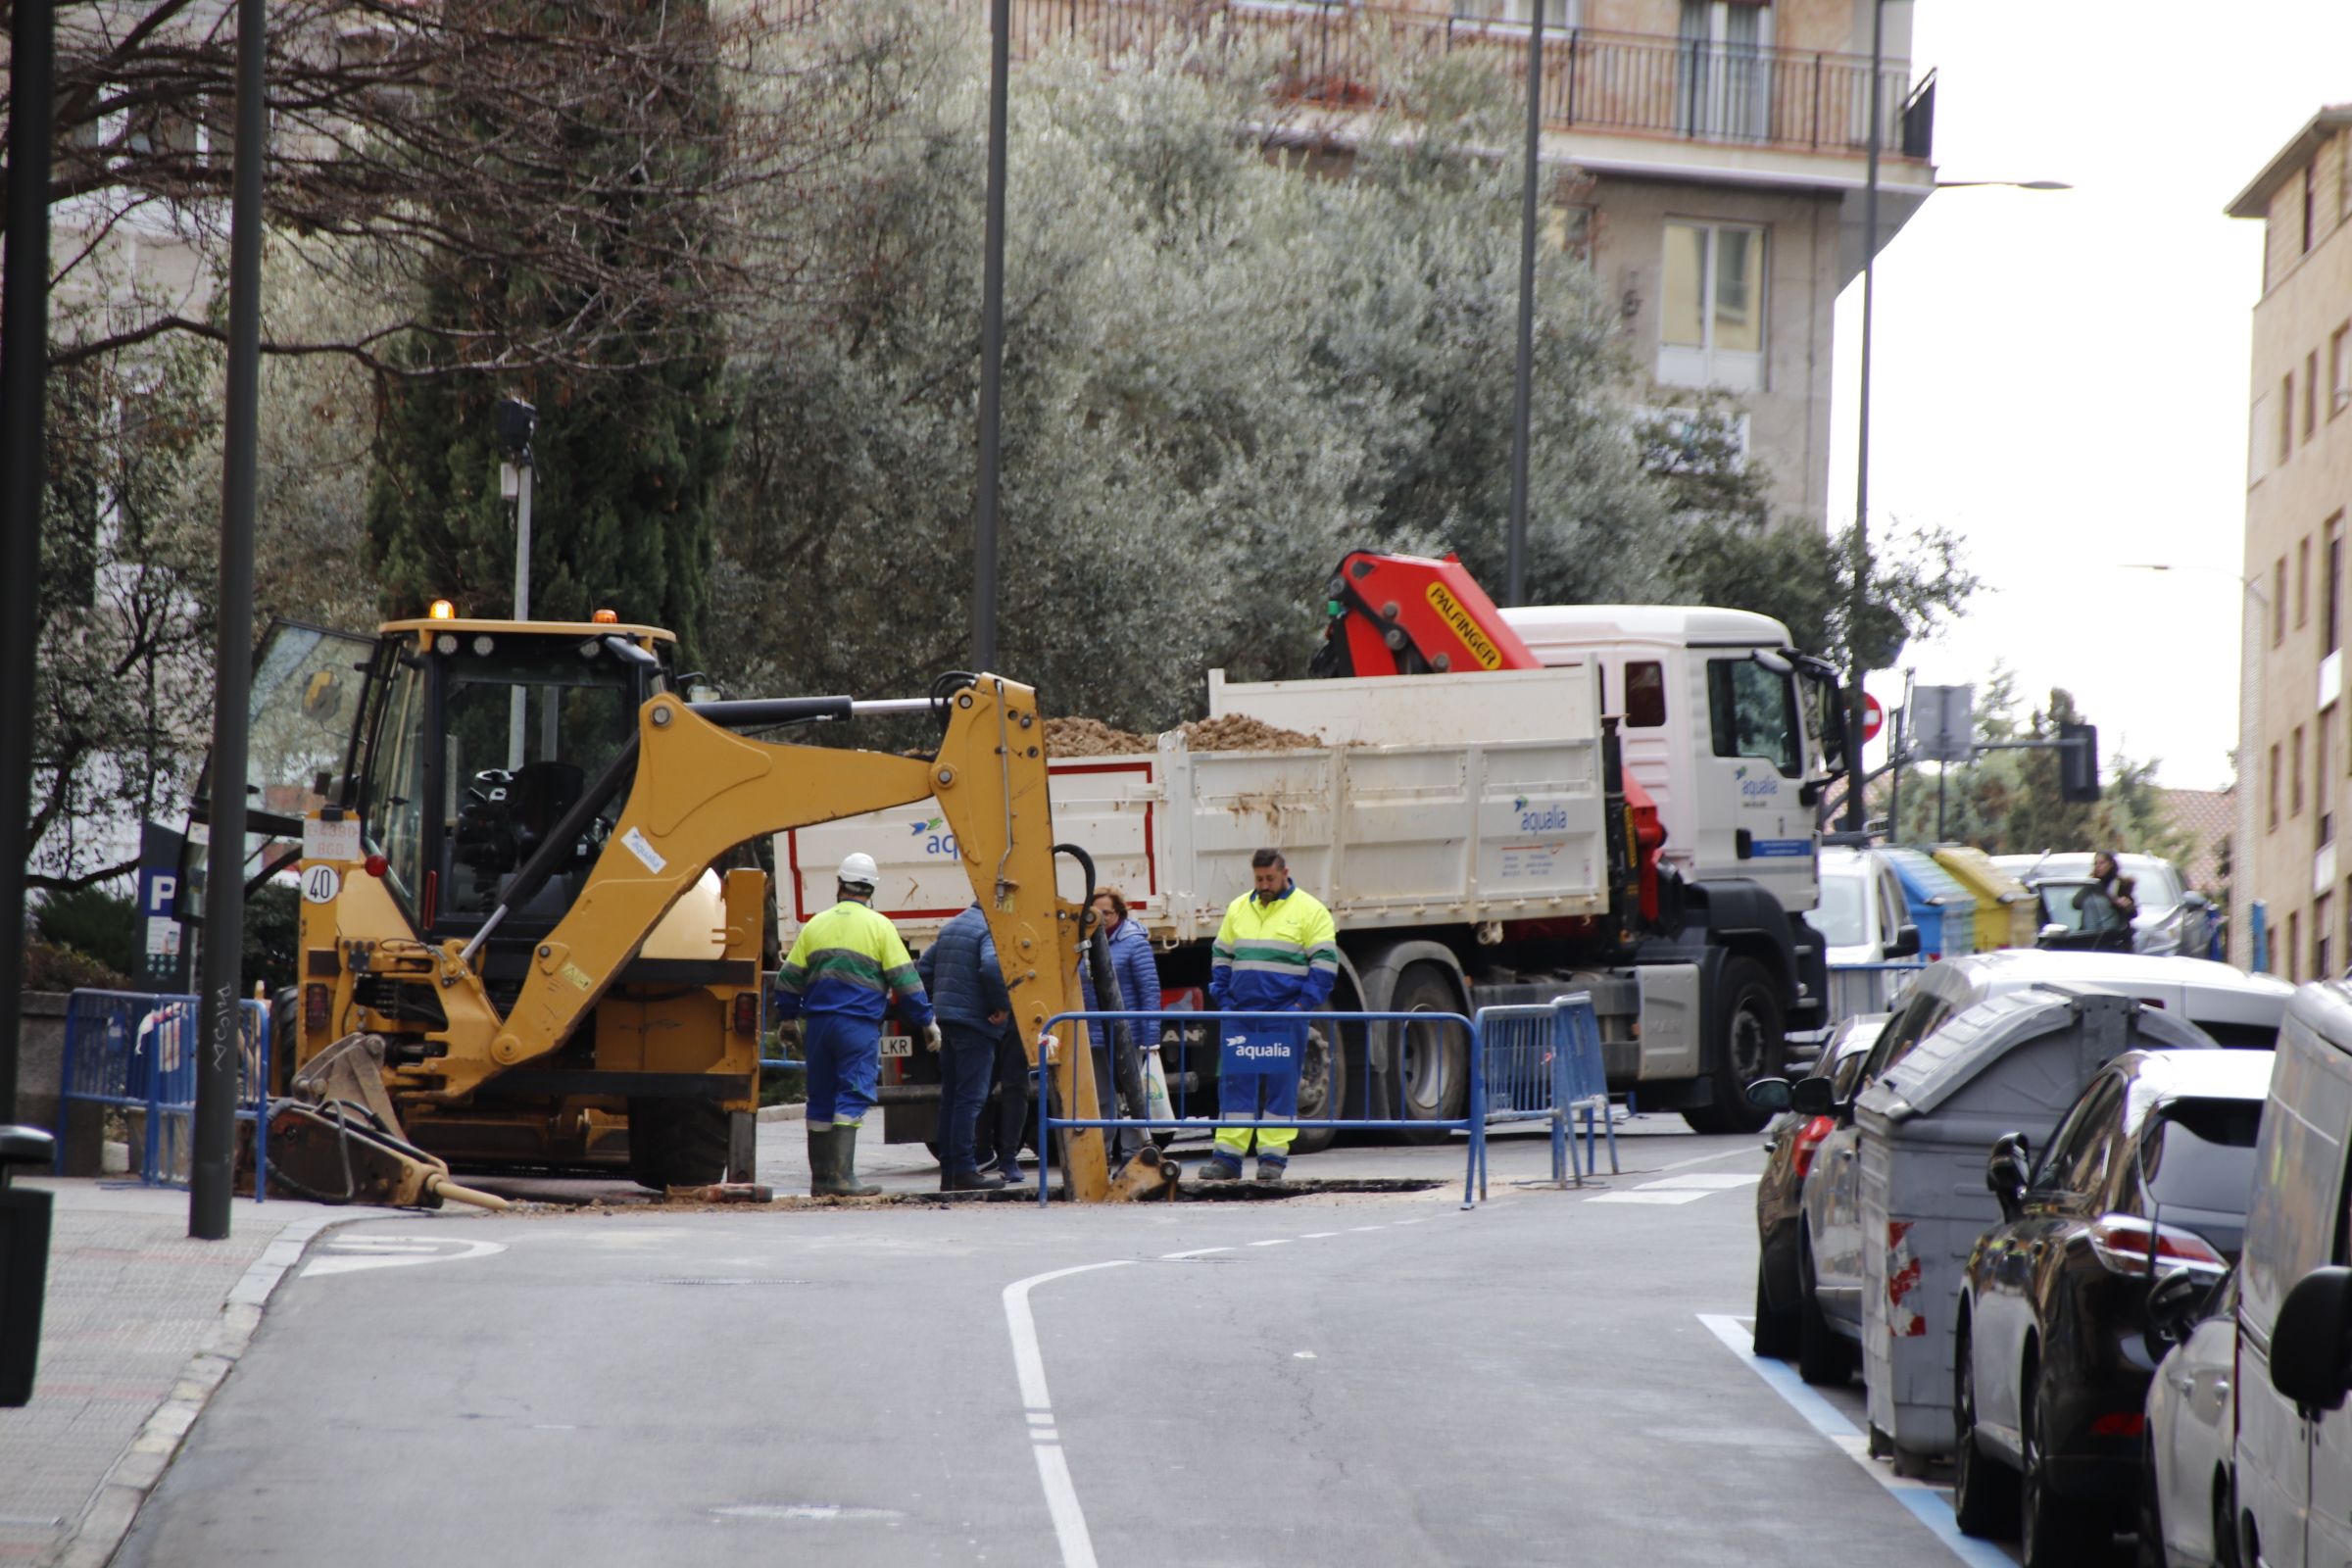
[1202,850,1339,1183]
[775,853,940,1197]
[917,903,1012,1193]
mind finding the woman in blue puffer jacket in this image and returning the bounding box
[1080,887,1160,1050]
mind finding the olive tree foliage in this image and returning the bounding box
[707,9,1669,728]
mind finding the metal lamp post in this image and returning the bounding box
[499,397,537,768]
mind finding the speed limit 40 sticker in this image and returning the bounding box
[301,864,343,905]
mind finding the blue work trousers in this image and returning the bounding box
[1214,1018,1305,1163]
[937,1021,998,1175]
[804,1011,881,1129]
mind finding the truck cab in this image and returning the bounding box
[1498,605,1843,918]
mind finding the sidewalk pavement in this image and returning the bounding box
[0,1180,387,1568]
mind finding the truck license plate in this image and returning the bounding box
[879,1035,913,1058]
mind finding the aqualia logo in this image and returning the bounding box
[909,816,956,857]
[1516,796,1569,833]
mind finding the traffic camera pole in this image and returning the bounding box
[190,0,268,1241]
[0,0,59,1125]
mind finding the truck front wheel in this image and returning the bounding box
[1681,956,1784,1135]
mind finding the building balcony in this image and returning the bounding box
[1000,1,1936,169]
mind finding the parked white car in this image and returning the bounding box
[2144,1268,2240,1568]
[1763,950,2291,1388]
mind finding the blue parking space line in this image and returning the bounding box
[1697,1314,2015,1568]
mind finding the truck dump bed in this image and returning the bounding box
[782,664,1610,943]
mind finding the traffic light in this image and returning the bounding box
[2059,721,2100,803]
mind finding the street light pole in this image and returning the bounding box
[971,0,1010,672]
[1504,0,1546,609]
[190,0,269,1241]
[1841,0,1885,835]
[0,0,58,1125]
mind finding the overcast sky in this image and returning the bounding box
[1830,0,2352,793]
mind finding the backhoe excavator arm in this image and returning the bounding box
[405,674,1112,1201]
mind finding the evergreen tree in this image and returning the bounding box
[364,0,734,659]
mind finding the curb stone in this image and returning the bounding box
[44,1215,349,1568]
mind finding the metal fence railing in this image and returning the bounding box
[55,990,271,1200]
[1035,1009,1486,1208]
[1473,994,1619,1198]
[1827,960,1927,1023]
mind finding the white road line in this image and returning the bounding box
[1347,1225,1386,1233]
[1248,1239,1292,1248]
[1695,1314,2013,1568]
[1652,1146,1765,1174]
[1642,1173,1761,1191]
[1003,1261,1134,1568]
[1158,1247,1234,1259]
[303,1237,507,1277]
[1588,1190,1710,1205]
[1300,1232,1341,1239]
[1393,1218,1428,1226]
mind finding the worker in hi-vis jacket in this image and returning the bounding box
[1201,848,1339,1183]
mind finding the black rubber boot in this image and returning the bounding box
[830,1124,882,1198]
[941,1167,1008,1193]
[806,1125,842,1197]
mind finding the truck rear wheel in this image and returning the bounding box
[1388,963,1467,1145]
[1287,1018,1348,1156]
[626,1099,729,1190]
[1681,956,1784,1135]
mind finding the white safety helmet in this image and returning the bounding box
[837,852,880,889]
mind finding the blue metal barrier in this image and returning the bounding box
[1472,994,1620,1198]
[1033,1009,1486,1209]
[1824,959,1927,1024]
[55,991,270,1200]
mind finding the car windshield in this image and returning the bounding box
[1813,872,1868,947]
[2139,1098,2263,1214]
[2013,854,2184,911]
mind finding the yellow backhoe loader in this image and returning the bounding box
[229,609,1136,1205]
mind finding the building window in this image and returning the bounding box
[2300,536,2313,629]
[2306,164,2318,255]
[2310,351,2324,439]
[2278,557,2291,645]
[1658,220,1766,393]
[1453,0,1581,25]
[2335,326,2350,419]
[2322,710,2334,847]
[2283,373,2296,463]
[2295,724,2307,816]
[2272,741,2284,830]
[2330,517,2345,657]
[2291,909,2304,982]
[2319,894,2332,980]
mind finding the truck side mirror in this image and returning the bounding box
[2272,1267,2352,1412]
[1886,923,1921,959]
[1985,1132,2031,1223]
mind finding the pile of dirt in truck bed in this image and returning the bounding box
[1044,712,1322,756]
[1178,714,1320,751]
[1044,716,1155,757]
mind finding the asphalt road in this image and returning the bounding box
[111,1128,2021,1568]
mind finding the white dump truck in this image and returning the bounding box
[785,602,1846,1148]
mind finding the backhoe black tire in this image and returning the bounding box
[626,1099,729,1191]
[1386,963,1469,1146]
[1287,1018,1348,1157]
[1681,956,1786,1135]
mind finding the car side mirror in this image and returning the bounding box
[1886,923,1921,960]
[1788,1077,1836,1116]
[1985,1132,2031,1223]
[2142,1268,2216,1363]
[2180,891,2212,910]
[1744,1077,1793,1112]
[2271,1267,2352,1412]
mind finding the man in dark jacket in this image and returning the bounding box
[917,904,1013,1192]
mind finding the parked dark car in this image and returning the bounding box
[1752,1011,1886,1358]
[1951,1049,2270,1568]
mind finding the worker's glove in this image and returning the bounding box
[922,1022,943,1054]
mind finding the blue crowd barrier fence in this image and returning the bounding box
[1825,959,1927,1025]
[1472,994,1620,1198]
[55,990,271,1200]
[1033,1009,1486,1209]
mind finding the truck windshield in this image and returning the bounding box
[1812,872,1868,947]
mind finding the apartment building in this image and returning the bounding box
[2230,105,2352,979]
[1016,0,1938,520]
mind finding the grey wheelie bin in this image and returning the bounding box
[1852,984,2215,1468]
